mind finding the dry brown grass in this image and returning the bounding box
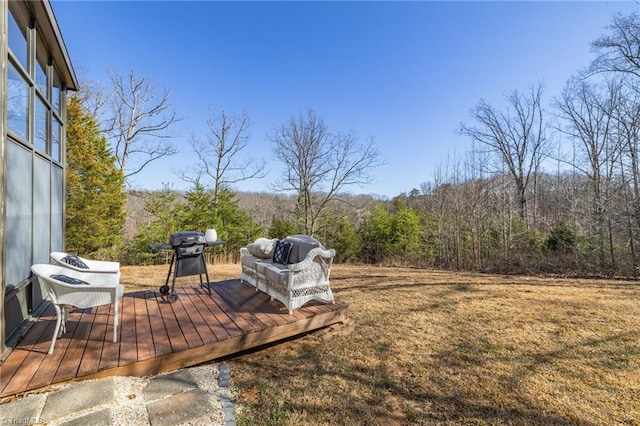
[119,263,242,292]
[120,264,640,425]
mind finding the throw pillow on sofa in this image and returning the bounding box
[247,238,278,259]
[272,240,294,264]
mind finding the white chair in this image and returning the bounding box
[50,251,120,277]
[31,264,125,354]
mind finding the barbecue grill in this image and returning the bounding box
[149,231,223,303]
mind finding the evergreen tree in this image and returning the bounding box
[358,204,394,264]
[65,95,126,255]
[325,215,361,263]
[268,217,298,239]
[211,188,263,255]
[125,185,181,264]
[391,208,424,262]
[176,181,217,233]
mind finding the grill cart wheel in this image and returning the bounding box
[159,285,170,295]
[167,293,178,303]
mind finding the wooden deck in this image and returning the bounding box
[0,279,348,398]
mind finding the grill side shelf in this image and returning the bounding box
[148,243,172,252]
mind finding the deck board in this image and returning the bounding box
[23,318,71,391]
[0,315,51,392]
[145,293,172,357]
[215,283,276,330]
[134,292,155,362]
[0,279,348,398]
[179,288,220,343]
[206,286,257,334]
[98,306,120,372]
[157,292,189,353]
[170,290,204,349]
[190,289,237,340]
[119,293,137,366]
[53,310,92,382]
[77,314,107,377]
[217,281,290,327]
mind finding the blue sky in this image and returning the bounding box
[51,1,639,198]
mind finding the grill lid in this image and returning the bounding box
[170,231,206,247]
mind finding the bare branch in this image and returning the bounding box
[270,109,384,235]
[589,12,640,79]
[182,110,267,199]
[104,69,182,182]
[459,83,549,223]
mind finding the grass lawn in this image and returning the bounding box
[120,263,640,425]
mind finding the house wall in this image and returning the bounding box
[1,0,77,360]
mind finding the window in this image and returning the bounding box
[35,96,48,152]
[51,118,61,162]
[4,0,70,281]
[6,5,68,158]
[7,61,29,141]
[8,9,28,70]
[52,69,62,113]
[34,156,52,264]
[36,36,48,96]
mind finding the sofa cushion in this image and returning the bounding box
[284,235,321,263]
[272,240,294,264]
[262,262,289,286]
[254,260,270,276]
[241,253,261,268]
[247,238,278,259]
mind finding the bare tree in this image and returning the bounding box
[74,68,108,120]
[589,12,640,78]
[587,11,640,273]
[555,78,620,268]
[184,110,266,200]
[270,109,384,235]
[104,70,181,182]
[459,83,548,225]
[610,78,640,274]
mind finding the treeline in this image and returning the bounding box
[117,162,632,278]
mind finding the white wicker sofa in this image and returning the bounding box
[240,235,336,314]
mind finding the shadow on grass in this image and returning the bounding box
[224,281,638,425]
[331,271,640,293]
[229,337,597,425]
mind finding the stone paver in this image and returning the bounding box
[146,389,214,426]
[0,393,46,424]
[40,377,115,421]
[218,363,236,426]
[143,369,197,402]
[218,364,230,387]
[57,408,112,426]
[219,394,236,426]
